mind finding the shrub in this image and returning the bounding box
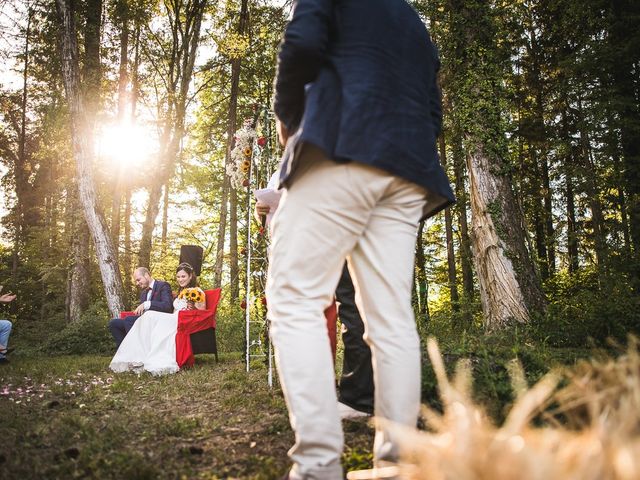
[42,301,113,356]
[215,303,246,353]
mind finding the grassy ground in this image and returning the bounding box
[0,354,374,479]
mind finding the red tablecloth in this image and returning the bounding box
[175,288,221,368]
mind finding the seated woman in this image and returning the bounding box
[110,262,206,375]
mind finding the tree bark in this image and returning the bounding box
[610,0,640,287]
[229,188,240,299]
[452,128,474,301]
[447,0,546,330]
[162,183,169,255]
[214,0,250,290]
[67,200,91,323]
[438,134,459,311]
[578,118,608,273]
[566,172,579,274]
[12,8,33,281]
[56,0,125,317]
[67,0,102,321]
[110,2,130,251]
[123,189,132,309]
[467,142,545,330]
[541,154,555,274]
[415,220,430,322]
[213,178,230,287]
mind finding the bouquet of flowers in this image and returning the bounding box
[178,287,205,304]
[226,120,256,189]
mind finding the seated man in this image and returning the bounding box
[108,267,173,349]
[0,289,17,364]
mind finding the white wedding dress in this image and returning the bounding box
[110,296,194,376]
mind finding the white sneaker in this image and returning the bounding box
[338,402,371,420]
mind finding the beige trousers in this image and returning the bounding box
[266,145,426,479]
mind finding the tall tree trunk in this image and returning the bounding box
[467,143,545,329]
[123,189,132,309]
[531,150,549,280]
[56,0,125,317]
[82,0,101,115]
[448,0,546,330]
[67,0,102,321]
[130,20,140,119]
[452,128,474,301]
[162,183,169,256]
[566,164,579,274]
[67,204,91,323]
[415,220,430,322]
[541,155,555,274]
[560,108,580,273]
[610,0,640,288]
[116,2,129,122]
[528,21,555,277]
[110,3,130,251]
[612,151,631,254]
[214,0,249,289]
[214,179,230,287]
[12,8,33,285]
[439,135,459,311]
[229,188,240,299]
[578,120,608,273]
[123,18,139,299]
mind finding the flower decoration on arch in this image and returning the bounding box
[226,120,257,189]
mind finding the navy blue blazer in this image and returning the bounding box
[139,280,173,313]
[274,0,455,219]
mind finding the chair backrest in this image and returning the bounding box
[204,288,222,314]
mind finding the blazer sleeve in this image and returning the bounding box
[273,0,333,131]
[150,281,174,313]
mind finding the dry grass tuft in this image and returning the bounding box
[348,337,640,480]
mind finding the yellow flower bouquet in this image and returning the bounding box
[178,288,205,304]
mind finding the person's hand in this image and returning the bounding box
[0,293,16,303]
[186,300,196,311]
[134,303,145,315]
[276,117,289,147]
[255,202,271,217]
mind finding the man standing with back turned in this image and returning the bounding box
[266,0,455,478]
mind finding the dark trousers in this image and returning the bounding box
[336,263,374,414]
[108,315,140,349]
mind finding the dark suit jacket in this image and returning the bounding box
[274,0,455,219]
[139,280,174,313]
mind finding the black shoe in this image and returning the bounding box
[0,347,14,355]
[0,357,9,364]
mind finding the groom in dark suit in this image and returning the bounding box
[108,267,173,349]
[265,0,455,477]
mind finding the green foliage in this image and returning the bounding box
[420,326,589,422]
[215,300,246,353]
[0,356,301,479]
[538,268,640,347]
[42,300,113,356]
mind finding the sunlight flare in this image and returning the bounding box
[96,122,157,167]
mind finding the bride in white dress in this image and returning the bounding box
[110,263,206,376]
